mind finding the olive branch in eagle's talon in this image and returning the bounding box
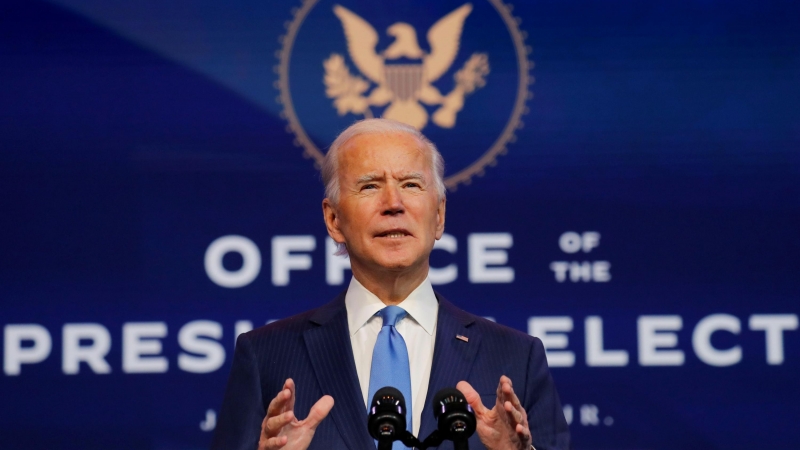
[323,53,371,116]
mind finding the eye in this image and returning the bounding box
[404,182,421,188]
[361,183,378,190]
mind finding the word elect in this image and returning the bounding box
[530,314,798,367]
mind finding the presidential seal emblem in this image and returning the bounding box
[277,1,532,189]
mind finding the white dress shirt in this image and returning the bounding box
[345,276,438,437]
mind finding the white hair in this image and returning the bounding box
[322,118,446,204]
[322,118,446,255]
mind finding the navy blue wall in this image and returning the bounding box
[1,1,798,448]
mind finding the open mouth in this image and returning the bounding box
[376,229,412,239]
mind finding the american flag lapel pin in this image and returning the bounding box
[456,334,469,343]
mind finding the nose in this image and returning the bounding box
[381,184,404,216]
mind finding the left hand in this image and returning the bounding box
[258,378,334,450]
[457,376,532,450]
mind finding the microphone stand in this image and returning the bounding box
[417,430,444,450]
[452,438,470,450]
[400,431,422,449]
[377,430,421,450]
[417,429,470,450]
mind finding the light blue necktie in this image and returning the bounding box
[368,306,413,449]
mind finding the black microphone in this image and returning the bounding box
[368,387,408,450]
[432,388,476,450]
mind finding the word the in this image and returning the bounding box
[550,231,610,282]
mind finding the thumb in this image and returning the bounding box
[305,395,335,429]
[456,381,488,415]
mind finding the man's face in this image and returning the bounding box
[323,132,446,275]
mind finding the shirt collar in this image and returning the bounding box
[345,275,438,336]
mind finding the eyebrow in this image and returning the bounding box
[399,172,425,181]
[356,172,425,184]
[355,174,381,185]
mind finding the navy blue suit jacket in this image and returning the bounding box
[211,292,570,450]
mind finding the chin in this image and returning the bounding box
[375,258,415,271]
[373,252,421,272]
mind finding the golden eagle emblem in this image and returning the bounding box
[324,3,489,130]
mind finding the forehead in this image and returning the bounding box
[338,132,429,175]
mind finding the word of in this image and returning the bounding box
[550,231,610,283]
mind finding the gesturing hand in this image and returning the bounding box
[457,376,532,450]
[259,378,335,450]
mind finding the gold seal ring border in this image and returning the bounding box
[276,0,533,189]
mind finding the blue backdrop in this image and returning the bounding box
[1,0,799,448]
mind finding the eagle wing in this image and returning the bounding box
[332,5,384,84]
[423,3,473,82]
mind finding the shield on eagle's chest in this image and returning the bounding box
[384,63,424,101]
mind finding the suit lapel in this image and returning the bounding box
[418,295,482,440]
[304,294,374,450]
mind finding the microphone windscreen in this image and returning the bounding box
[372,386,406,409]
[432,387,476,439]
[432,388,467,418]
[368,386,408,442]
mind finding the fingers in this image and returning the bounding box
[284,378,296,412]
[499,376,530,449]
[500,376,528,420]
[500,376,532,448]
[266,387,292,418]
[304,395,335,429]
[495,377,506,410]
[499,377,522,411]
[260,383,334,450]
[265,410,295,435]
[456,380,488,415]
[267,379,297,417]
[259,435,288,450]
[516,423,532,444]
[504,400,526,426]
[498,375,515,404]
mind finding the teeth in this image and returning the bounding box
[385,233,405,238]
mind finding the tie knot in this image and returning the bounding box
[378,305,407,327]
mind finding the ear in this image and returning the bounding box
[322,198,346,245]
[434,197,446,240]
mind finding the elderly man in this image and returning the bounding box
[211,119,569,450]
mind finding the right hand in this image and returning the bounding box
[258,378,335,450]
[456,376,532,450]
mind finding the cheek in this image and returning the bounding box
[341,216,378,245]
[422,205,442,227]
